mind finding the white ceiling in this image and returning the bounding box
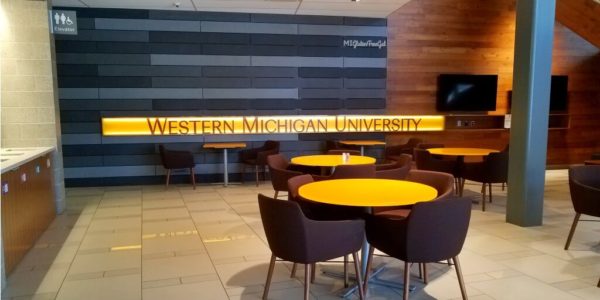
[52,0,412,18]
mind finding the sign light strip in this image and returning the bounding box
[102,115,445,136]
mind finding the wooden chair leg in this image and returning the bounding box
[255,165,259,187]
[459,178,465,196]
[481,184,486,211]
[165,169,171,189]
[488,183,492,203]
[190,167,196,189]
[423,263,428,284]
[310,263,316,283]
[290,263,297,278]
[344,255,349,287]
[418,263,423,279]
[304,264,311,300]
[352,252,365,300]
[597,276,600,288]
[502,182,506,191]
[363,246,375,292]
[274,191,279,199]
[263,254,276,300]
[403,262,410,300]
[564,213,581,250]
[453,256,468,300]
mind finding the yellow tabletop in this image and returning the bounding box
[203,142,247,149]
[427,147,499,156]
[340,140,386,146]
[291,155,376,167]
[299,178,438,207]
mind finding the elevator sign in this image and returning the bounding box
[49,10,77,35]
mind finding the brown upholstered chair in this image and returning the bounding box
[414,148,458,179]
[384,138,423,160]
[373,170,455,218]
[327,149,362,156]
[312,164,376,181]
[239,140,280,186]
[267,154,302,199]
[462,146,509,211]
[375,154,412,180]
[325,140,360,152]
[416,143,445,149]
[158,145,196,189]
[364,197,471,300]
[258,194,365,300]
[564,165,600,251]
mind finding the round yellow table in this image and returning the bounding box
[291,154,375,167]
[299,178,437,278]
[427,148,499,157]
[339,140,386,156]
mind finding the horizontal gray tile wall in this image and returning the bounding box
[53,6,387,186]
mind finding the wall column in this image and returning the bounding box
[506,0,556,226]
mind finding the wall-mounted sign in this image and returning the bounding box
[102,115,445,136]
[343,39,387,49]
[49,10,77,35]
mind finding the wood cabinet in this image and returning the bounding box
[1,154,55,275]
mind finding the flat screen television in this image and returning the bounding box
[436,74,498,112]
[507,75,569,112]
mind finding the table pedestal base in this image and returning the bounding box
[321,264,415,298]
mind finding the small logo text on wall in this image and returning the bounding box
[49,10,77,35]
[343,39,387,49]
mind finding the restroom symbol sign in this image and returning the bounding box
[49,10,77,35]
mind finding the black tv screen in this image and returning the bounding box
[550,75,568,112]
[507,75,569,112]
[436,74,498,111]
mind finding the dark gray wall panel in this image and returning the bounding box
[252,14,342,25]
[299,78,342,88]
[58,7,149,19]
[251,45,297,56]
[298,67,342,78]
[55,41,97,53]
[64,166,156,178]
[296,35,341,46]
[63,145,104,156]
[342,89,386,99]
[101,144,157,155]
[148,10,250,22]
[152,77,203,88]
[60,99,153,111]
[98,65,203,77]
[61,122,102,134]
[151,54,250,66]
[344,17,387,26]
[343,57,386,68]
[251,67,297,78]
[97,77,153,88]
[152,99,205,110]
[62,134,102,145]
[103,155,160,166]
[55,30,149,42]
[203,88,297,99]
[77,18,95,29]
[60,111,100,122]
[99,88,203,99]
[201,78,252,88]
[344,78,386,89]
[299,88,341,99]
[57,53,150,65]
[343,68,386,78]
[201,21,298,34]
[250,99,296,110]
[96,42,150,54]
[298,25,387,37]
[95,18,201,32]
[149,31,250,44]
[298,46,343,57]
[299,99,342,110]
[202,45,250,55]
[252,78,298,88]
[63,156,104,167]
[149,43,203,54]
[344,98,386,109]
[204,99,249,110]
[59,88,99,99]
[251,34,297,45]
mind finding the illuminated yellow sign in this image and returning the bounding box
[101,115,445,136]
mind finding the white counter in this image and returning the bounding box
[0,147,55,174]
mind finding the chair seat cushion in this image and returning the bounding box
[374,209,411,219]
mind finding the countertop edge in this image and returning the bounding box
[1,147,56,174]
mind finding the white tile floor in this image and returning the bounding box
[2,170,600,299]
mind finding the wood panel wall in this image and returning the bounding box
[556,0,600,49]
[385,0,600,165]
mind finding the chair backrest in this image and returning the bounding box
[288,174,315,201]
[258,193,310,262]
[330,164,376,179]
[417,143,444,149]
[158,144,193,169]
[325,140,340,151]
[482,147,509,183]
[569,165,600,216]
[414,148,433,170]
[405,138,424,148]
[376,156,412,180]
[267,153,289,170]
[405,197,471,262]
[406,170,455,200]
[264,140,280,151]
[327,149,361,156]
